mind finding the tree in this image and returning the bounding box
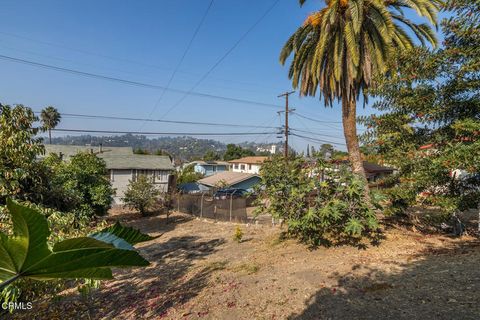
[361,0,480,215]
[0,104,45,203]
[48,152,115,217]
[280,0,440,198]
[203,150,221,161]
[176,164,204,185]
[223,144,254,161]
[319,144,334,159]
[123,175,160,216]
[40,106,61,144]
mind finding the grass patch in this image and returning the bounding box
[233,262,260,275]
[203,260,229,272]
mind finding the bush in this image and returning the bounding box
[123,175,160,216]
[233,226,244,243]
[256,155,382,246]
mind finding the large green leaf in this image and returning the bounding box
[0,200,149,289]
[93,221,158,245]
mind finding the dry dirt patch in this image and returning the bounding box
[12,212,480,320]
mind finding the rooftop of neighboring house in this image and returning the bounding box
[331,160,395,173]
[198,171,259,187]
[44,145,133,158]
[43,144,173,171]
[98,154,174,170]
[188,160,231,166]
[228,156,269,165]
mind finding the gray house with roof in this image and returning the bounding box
[44,145,175,205]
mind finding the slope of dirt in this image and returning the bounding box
[11,212,480,320]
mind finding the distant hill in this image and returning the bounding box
[50,134,282,162]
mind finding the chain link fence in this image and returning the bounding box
[173,193,249,223]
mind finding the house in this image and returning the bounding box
[331,160,395,182]
[198,171,261,191]
[229,156,269,174]
[178,182,210,194]
[44,145,175,204]
[186,160,230,177]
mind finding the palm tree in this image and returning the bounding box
[280,0,441,197]
[40,106,61,144]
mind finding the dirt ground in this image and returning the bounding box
[12,211,480,320]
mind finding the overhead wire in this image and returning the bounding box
[141,0,215,129]
[32,111,278,129]
[0,54,282,109]
[158,0,281,119]
[52,128,276,136]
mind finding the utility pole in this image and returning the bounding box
[278,91,295,158]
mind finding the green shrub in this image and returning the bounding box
[256,155,382,246]
[123,175,160,216]
[233,226,244,243]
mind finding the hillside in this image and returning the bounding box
[50,134,282,161]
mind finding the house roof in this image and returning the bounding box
[198,171,259,187]
[43,145,173,170]
[189,160,230,166]
[44,145,133,158]
[362,162,395,173]
[331,160,394,173]
[228,156,269,164]
[98,154,174,170]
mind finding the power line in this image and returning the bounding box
[142,0,215,128]
[0,30,285,93]
[0,54,282,109]
[291,111,343,124]
[158,0,281,119]
[52,128,276,136]
[289,128,345,141]
[33,111,278,129]
[291,132,346,146]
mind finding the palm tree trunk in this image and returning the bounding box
[341,97,370,201]
[48,129,52,144]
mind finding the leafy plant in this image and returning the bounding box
[40,106,61,144]
[123,175,160,216]
[256,155,381,246]
[361,0,480,217]
[0,199,151,290]
[233,226,244,243]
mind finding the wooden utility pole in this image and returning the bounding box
[278,91,295,158]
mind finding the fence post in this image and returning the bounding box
[200,193,204,218]
[177,193,180,212]
[229,193,233,222]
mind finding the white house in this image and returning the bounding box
[44,145,175,205]
[229,156,269,174]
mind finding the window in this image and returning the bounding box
[234,164,239,169]
[248,164,252,170]
[240,164,245,170]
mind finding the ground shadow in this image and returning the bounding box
[289,240,480,320]
[11,215,224,320]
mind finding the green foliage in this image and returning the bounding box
[233,226,244,243]
[177,164,204,185]
[280,0,440,106]
[0,104,45,203]
[45,152,115,217]
[256,155,381,246]
[92,221,158,245]
[203,150,221,161]
[122,175,160,216]
[40,106,61,144]
[223,144,255,161]
[0,199,150,291]
[361,1,480,216]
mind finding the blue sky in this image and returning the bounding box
[0,0,448,152]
